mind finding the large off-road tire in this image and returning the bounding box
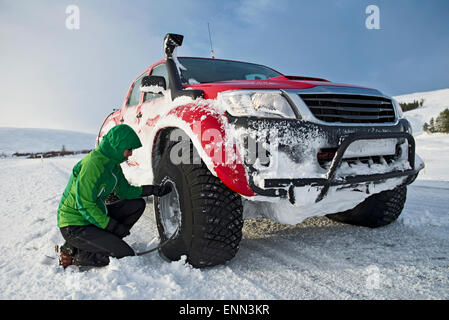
[153,142,244,268]
[326,186,407,228]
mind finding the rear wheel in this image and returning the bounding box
[326,186,407,228]
[153,142,244,267]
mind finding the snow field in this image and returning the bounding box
[1,138,448,299]
[0,156,274,299]
[395,88,449,136]
[0,88,448,299]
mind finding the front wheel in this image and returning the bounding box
[326,186,407,228]
[153,142,244,268]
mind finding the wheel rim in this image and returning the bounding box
[158,179,182,238]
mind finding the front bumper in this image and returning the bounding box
[229,116,423,204]
[251,132,421,204]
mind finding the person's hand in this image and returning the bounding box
[141,185,154,197]
[106,218,130,238]
[141,184,172,197]
[153,184,172,197]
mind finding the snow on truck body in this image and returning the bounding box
[97,34,423,267]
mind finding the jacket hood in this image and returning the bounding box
[98,124,142,163]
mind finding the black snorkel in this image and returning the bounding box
[163,33,204,101]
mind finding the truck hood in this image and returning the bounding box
[184,76,377,99]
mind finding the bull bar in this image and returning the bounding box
[248,132,422,204]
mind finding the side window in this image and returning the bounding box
[144,63,169,102]
[127,75,145,106]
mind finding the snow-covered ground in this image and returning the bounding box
[0,89,448,299]
[395,88,449,136]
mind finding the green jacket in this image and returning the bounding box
[57,124,143,229]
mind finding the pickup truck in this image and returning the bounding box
[97,34,424,267]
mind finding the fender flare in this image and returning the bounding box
[150,103,255,197]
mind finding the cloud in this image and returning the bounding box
[234,0,283,24]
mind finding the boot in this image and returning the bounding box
[56,243,75,269]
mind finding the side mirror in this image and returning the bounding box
[140,76,166,93]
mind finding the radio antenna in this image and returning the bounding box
[207,22,215,59]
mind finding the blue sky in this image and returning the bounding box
[1,0,448,133]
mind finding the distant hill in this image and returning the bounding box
[0,127,96,156]
[394,88,449,135]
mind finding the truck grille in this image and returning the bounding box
[299,94,396,124]
[317,147,399,169]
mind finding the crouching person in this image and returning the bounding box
[56,124,171,268]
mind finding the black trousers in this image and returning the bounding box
[60,198,146,260]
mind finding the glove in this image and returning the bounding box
[141,185,154,197]
[106,218,130,238]
[142,184,172,197]
[153,184,172,197]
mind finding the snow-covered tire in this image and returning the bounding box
[153,142,244,268]
[326,186,407,228]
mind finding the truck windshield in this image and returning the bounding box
[178,57,282,84]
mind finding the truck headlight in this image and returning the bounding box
[218,90,297,119]
[392,98,404,120]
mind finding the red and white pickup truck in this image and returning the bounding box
[97,34,424,267]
